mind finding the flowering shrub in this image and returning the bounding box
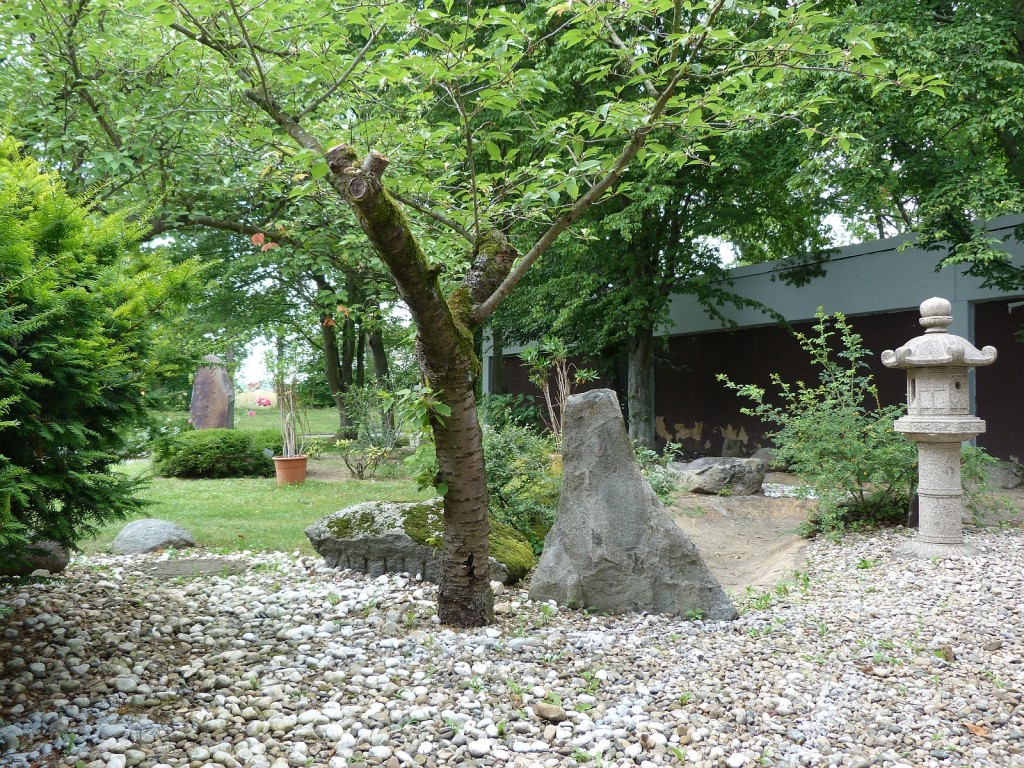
[255,396,272,407]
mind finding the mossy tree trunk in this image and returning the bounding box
[245,70,659,625]
[325,145,519,626]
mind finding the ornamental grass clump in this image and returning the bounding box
[719,310,916,537]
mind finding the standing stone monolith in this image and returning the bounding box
[881,297,997,558]
[530,389,737,620]
[189,355,235,429]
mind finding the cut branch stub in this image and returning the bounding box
[362,150,389,178]
[326,143,360,173]
[348,176,371,201]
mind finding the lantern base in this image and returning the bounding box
[894,538,980,560]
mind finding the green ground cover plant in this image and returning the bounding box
[83,460,432,554]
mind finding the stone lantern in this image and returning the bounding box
[881,297,997,558]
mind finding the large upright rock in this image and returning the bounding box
[530,389,736,620]
[190,355,235,429]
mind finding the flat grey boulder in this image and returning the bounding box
[305,499,535,584]
[529,389,736,620]
[985,460,1024,490]
[671,456,768,496]
[112,519,196,555]
[0,540,70,577]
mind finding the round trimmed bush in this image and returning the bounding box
[152,429,274,479]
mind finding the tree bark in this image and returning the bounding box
[368,328,390,385]
[327,144,494,626]
[627,325,656,448]
[320,318,347,435]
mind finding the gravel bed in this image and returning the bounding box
[1,528,1022,768]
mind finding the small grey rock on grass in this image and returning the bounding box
[111,519,196,555]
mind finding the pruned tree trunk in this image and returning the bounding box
[326,144,507,626]
[627,326,656,448]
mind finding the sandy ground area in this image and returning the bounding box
[669,471,1024,596]
[670,472,815,595]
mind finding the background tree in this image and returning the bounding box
[0,0,930,625]
[497,129,832,446]
[0,138,197,563]
[785,0,1024,285]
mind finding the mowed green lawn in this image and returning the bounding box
[84,459,432,555]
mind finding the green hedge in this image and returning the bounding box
[249,428,284,457]
[153,429,274,479]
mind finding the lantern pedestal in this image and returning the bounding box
[881,298,996,560]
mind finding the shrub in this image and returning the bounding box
[719,310,917,536]
[405,423,562,554]
[483,424,561,553]
[338,385,400,479]
[478,393,543,430]
[633,441,683,503]
[0,139,195,559]
[248,428,284,457]
[152,429,274,479]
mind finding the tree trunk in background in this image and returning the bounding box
[320,318,347,434]
[490,327,505,394]
[338,316,356,436]
[367,328,394,429]
[368,328,390,385]
[356,325,366,388]
[627,325,656,448]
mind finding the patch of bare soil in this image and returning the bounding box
[304,455,359,482]
[669,474,815,595]
[670,471,1023,596]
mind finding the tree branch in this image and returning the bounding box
[225,0,273,105]
[602,19,657,97]
[471,0,728,325]
[390,192,475,244]
[298,26,380,119]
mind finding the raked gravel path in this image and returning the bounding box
[2,527,1023,768]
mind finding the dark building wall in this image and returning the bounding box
[653,310,917,456]
[495,304,1022,461]
[974,298,1024,461]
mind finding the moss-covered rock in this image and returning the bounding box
[305,498,535,584]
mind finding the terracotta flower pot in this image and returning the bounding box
[273,455,308,485]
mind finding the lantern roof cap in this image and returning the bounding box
[881,297,997,369]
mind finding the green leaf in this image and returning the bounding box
[310,160,329,179]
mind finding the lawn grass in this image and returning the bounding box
[156,406,342,436]
[84,459,432,555]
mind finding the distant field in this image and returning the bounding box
[89,459,431,555]
[159,402,343,436]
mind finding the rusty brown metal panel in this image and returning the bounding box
[973,299,1024,462]
[494,307,1024,461]
[653,311,914,456]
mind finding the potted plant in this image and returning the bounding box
[274,379,309,485]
